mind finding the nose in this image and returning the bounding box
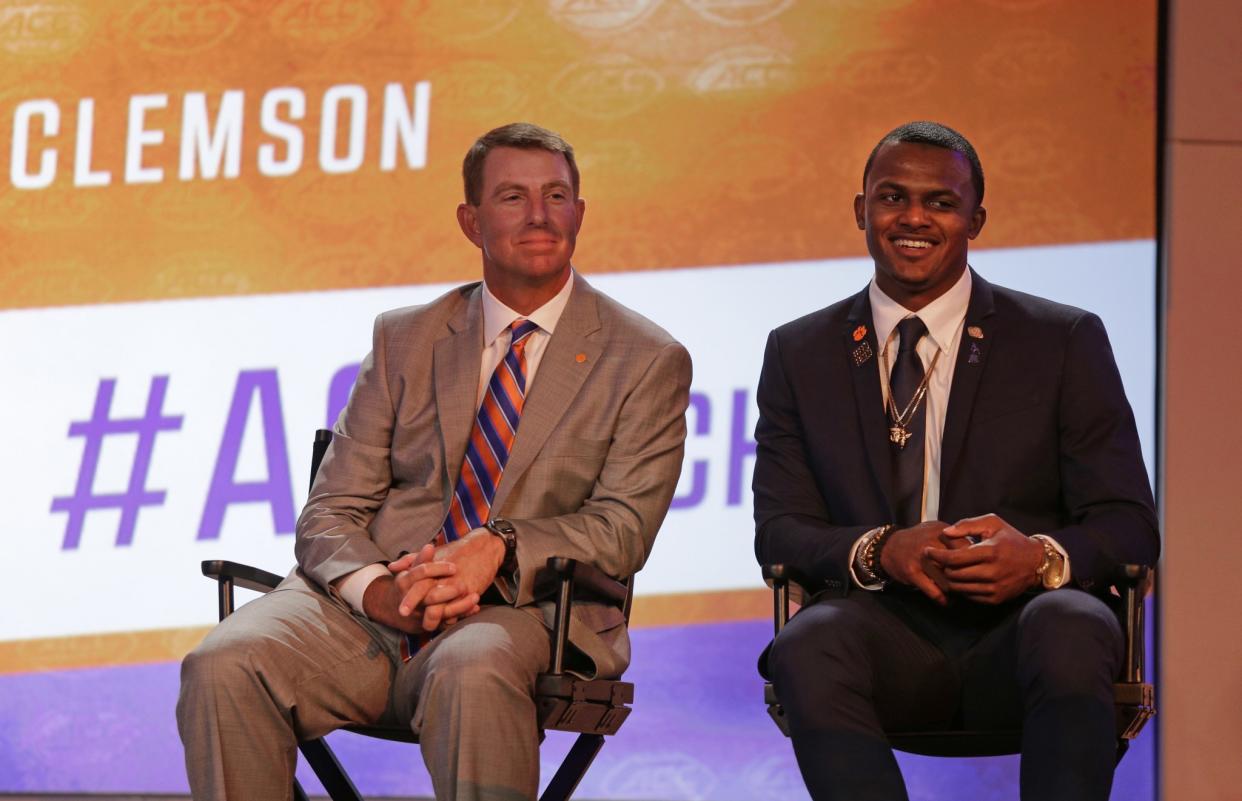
[527,196,547,226]
[898,203,928,228]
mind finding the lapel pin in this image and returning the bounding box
[575,353,587,363]
[967,325,984,339]
[851,341,874,367]
[852,325,867,342]
[968,341,982,364]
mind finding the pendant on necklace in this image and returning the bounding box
[889,425,911,449]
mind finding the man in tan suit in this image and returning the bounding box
[177,123,693,801]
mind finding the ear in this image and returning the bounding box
[573,197,586,234]
[457,203,483,248]
[853,193,866,230]
[967,205,987,240]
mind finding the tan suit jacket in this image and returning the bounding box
[294,275,692,678]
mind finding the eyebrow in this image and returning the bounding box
[873,180,961,199]
[491,179,573,197]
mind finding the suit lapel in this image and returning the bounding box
[492,277,603,512]
[844,290,895,517]
[939,270,997,504]
[434,286,485,501]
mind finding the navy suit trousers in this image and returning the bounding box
[768,588,1123,801]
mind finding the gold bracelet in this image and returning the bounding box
[858,524,896,585]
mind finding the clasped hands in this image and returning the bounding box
[878,514,1046,606]
[362,528,506,635]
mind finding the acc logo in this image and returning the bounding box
[0,183,100,230]
[682,0,793,27]
[0,0,89,58]
[548,0,661,34]
[428,59,528,116]
[602,752,717,798]
[127,0,239,53]
[407,0,520,41]
[152,250,254,298]
[837,49,938,97]
[690,44,793,93]
[981,0,1053,9]
[143,183,251,231]
[1,256,103,307]
[975,30,1073,88]
[551,54,664,120]
[270,0,379,47]
[707,133,816,201]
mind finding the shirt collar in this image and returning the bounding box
[869,267,972,355]
[481,270,574,346]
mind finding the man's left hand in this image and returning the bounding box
[924,514,1045,604]
[389,528,505,603]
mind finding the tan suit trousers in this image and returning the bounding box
[176,579,553,801]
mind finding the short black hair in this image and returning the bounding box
[862,121,985,206]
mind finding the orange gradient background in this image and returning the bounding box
[0,0,1155,311]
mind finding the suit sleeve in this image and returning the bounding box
[503,341,692,607]
[753,329,871,590]
[294,313,396,591]
[1045,312,1160,590]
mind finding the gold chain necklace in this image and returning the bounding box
[881,346,941,450]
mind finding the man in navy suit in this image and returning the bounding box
[753,121,1159,801]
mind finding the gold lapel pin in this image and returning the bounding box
[967,326,984,339]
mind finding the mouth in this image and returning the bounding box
[890,237,936,254]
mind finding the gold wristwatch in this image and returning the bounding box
[1031,534,1067,590]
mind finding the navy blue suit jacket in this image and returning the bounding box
[753,271,1160,596]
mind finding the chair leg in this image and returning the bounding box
[294,778,312,801]
[300,737,365,801]
[539,733,605,801]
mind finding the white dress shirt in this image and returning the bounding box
[335,272,576,613]
[849,268,1068,588]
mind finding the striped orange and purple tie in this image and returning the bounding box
[401,319,540,661]
[440,318,540,542]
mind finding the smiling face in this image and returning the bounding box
[457,146,585,313]
[854,141,986,311]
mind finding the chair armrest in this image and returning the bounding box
[201,560,284,621]
[1112,564,1152,684]
[202,560,283,593]
[544,557,631,676]
[545,557,628,605]
[762,563,829,636]
[762,563,823,592]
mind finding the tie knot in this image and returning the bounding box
[510,319,539,347]
[895,316,927,354]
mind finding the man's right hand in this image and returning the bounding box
[362,544,480,635]
[878,521,955,604]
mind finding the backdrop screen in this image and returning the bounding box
[0,1,1156,798]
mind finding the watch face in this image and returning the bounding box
[490,519,516,535]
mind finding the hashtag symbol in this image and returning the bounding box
[51,376,184,550]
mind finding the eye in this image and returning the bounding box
[547,190,568,201]
[879,193,902,204]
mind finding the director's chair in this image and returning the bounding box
[761,562,1155,761]
[201,429,636,801]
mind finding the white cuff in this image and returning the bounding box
[335,563,390,614]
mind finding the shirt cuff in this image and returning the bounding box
[848,525,889,590]
[335,563,390,615]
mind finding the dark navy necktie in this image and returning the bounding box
[890,316,928,527]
